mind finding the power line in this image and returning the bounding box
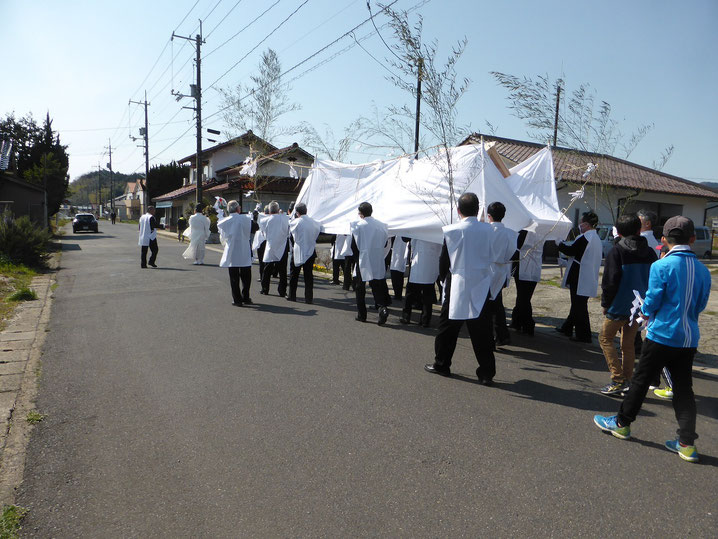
[203,0,282,60]
[366,0,405,64]
[205,0,245,39]
[206,0,309,91]
[174,0,202,32]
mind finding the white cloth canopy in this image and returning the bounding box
[295,144,536,245]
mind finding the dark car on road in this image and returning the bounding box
[72,213,99,233]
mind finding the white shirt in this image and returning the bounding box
[259,213,290,263]
[290,215,322,265]
[408,239,442,284]
[641,230,660,250]
[218,212,253,267]
[351,216,389,282]
[138,213,157,246]
[443,216,499,320]
[488,221,519,300]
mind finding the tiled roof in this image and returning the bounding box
[177,130,277,164]
[215,143,314,175]
[460,134,718,199]
[206,177,304,194]
[152,179,220,202]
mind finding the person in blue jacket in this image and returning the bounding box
[593,216,711,462]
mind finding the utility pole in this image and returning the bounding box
[172,23,205,206]
[414,57,423,155]
[106,139,114,216]
[129,90,151,213]
[97,163,102,216]
[553,80,562,147]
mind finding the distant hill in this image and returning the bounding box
[69,170,144,205]
[700,181,718,192]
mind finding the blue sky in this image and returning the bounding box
[2,0,717,184]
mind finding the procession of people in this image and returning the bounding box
[138,196,711,463]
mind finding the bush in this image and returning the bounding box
[0,213,51,268]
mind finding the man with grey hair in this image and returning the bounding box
[637,209,661,251]
[218,200,258,306]
[288,202,322,303]
[259,200,290,296]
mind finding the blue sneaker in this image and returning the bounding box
[665,439,699,462]
[593,415,631,440]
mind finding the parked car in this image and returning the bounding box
[72,213,99,233]
[693,226,713,259]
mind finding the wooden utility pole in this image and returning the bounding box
[553,81,562,147]
[107,139,114,215]
[129,91,151,213]
[172,23,205,206]
[414,57,423,155]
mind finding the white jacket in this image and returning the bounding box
[443,216,498,320]
[290,215,322,265]
[389,236,408,272]
[561,228,602,297]
[408,239,442,284]
[489,222,519,300]
[517,231,542,283]
[259,213,290,263]
[218,213,253,267]
[351,216,389,282]
[138,213,157,246]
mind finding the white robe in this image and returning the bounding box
[561,228,602,297]
[443,216,498,320]
[408,239,442,284]
[518,231,542,283]
[259,213,290,263]
[389,236,408,272]
[351,216,389,282]
[137,213,157,246]
[290,215,322,265]
[641,230,660,250]
[489,222,519,300]
[218,213,253,268]
[333,234,350,260]
[183,213,211,261]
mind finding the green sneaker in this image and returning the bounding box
[665,439,699,462]
[593,415,631,440]
[654,387,673,400]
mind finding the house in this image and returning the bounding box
[153,131,314,231]
[460,134,718,229]
[0,171,46,224]
[114,181,145,220]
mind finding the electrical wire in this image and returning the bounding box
[205,0,245,39]
[203,0,282,60]
[174,0,202,33]
[366,0,405,64]
[205,0,309,91]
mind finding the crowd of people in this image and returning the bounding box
[137,196,711,463]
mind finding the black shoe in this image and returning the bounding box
[424,364,451,377]
[378,307,389,326]
[305,300,313,305]
[141,265,147,268]
[149,263,157,268]
[232,302,244,307]
[570,336,592,343]
[476,369,494,386]
[421,322,431,328]
[495,336,511,347]
[286,296,296,302]
[259,290,268,295]
[355,315,367,322]
[243,298,254,305]
[330,281,340,285]
[554,327,570,336]
[399,317,410,325]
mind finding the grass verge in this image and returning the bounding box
[0,505,28,538]
[0,261,36,331]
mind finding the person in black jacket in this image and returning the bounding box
[597,213,657,395]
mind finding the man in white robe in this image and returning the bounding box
[259,201,290,297]
[331,234,351,287]
[510,230,543,336]
[182,206,211,265]
[389,236,408,300]
[138,206,158,268]
[288,203,322,303]
[556,211,602,343]
[424,193,500,385]
[218,200,258,306]
[350,201,391,325]
[487,202,519,347]
[400,238,442,327]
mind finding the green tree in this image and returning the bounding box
[146,161,189,202]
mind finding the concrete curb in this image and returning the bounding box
[0,272,54,506]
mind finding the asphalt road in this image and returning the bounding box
[17,223,718,537]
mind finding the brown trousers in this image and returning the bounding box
[598,317,639,383]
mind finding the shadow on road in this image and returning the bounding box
[629,437,718,468]
[253,303,318,316]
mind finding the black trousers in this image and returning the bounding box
[332,257,351,286]
[140,239,158,267]
[354,267,390,319]
[343,259,355,290]
[511,278,537,334]
[434,291,495,380]
[228,266,252,304]
[560,281,591,341]
[488,290,510,341]
[261,248,288,296]
[618,339,697,445]
[257,241,266,281]
[402,282,435,326]
[390,270,405,299]
[289,254,316,302]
